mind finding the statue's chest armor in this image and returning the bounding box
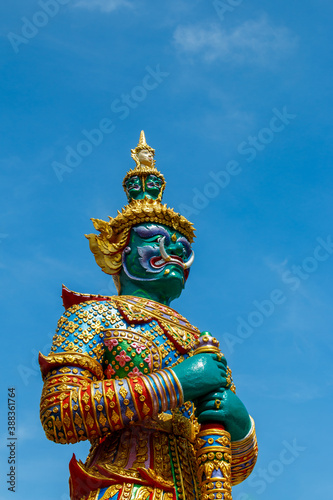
[102,325,164,379]
[102,296,200,380]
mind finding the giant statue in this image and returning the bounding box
[39,132,258,500]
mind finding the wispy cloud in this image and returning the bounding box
[73,0,132,12]
[173,15,298,66]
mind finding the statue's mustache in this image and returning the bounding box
[157,236,194,270]
[136,239,194,273]
[122,238,194,283]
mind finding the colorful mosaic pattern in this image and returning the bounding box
[40,365,183,444]
[195,426,232,500]
[40,293,257,500]
[231,417,258,486]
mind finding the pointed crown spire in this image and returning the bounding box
[123,130,165,201]
[137,130,149,150]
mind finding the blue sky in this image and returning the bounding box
[1,0,333,498]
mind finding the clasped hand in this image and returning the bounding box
[172,352,228,402]
[172,353,251,441]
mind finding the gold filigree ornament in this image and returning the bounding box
[39,352,104,379]
[196,428,233,500]
[99,485,122,500]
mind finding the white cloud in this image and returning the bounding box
[173,16,298,66]
[73,0,132,12]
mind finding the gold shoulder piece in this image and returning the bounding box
[39,351,104,379]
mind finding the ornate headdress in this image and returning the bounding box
[86,131,195,287]
[122,130,166,201]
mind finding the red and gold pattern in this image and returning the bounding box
[231,417,258,486]
[40,365,182,444]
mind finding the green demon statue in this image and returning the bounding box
[39,131,258,500]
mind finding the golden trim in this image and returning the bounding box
[150,373,167,412]
[127,380,140,421]
[78,387,90,438]
[192,346,220,355]
[230,415,258,486]
[40,382,85,402]
[101,380,114,431]
[44,370,95,382]
[159,370,176,408]
[117,296,199,335]
[99,485,122,500]
[197,429,231,439]
[119,482,133,500]
[167,368,184,406]
[196,447,231,458]
[60,399,67,443]
[142,376,159,414]
[169,434,186,499]
[91,384,102,438]
[113,380,125,429]
[39,352,103,379]
[69,391,79,442]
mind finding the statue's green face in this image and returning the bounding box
[125,175,141,199]
[119,223,194,304]
[125,175,163,201]
[145,175,162,199]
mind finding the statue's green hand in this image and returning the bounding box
[195,389,251,441]
[172,353,227,402]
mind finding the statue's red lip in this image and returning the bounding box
[150,255,184,269]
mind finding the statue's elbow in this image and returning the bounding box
[40,408,85,445]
